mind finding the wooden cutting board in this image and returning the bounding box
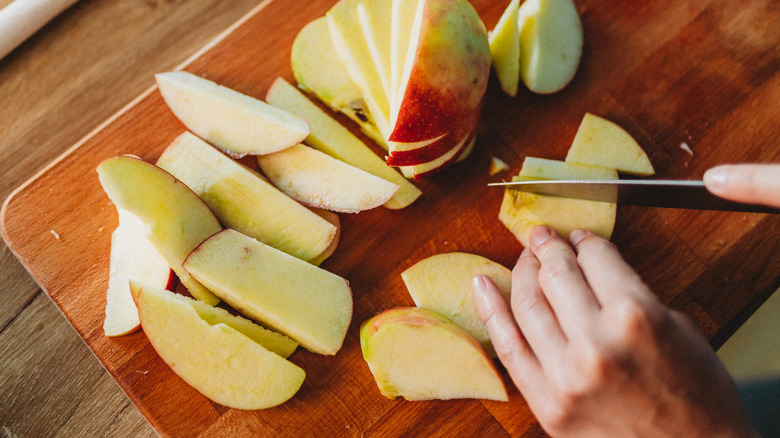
[2,0,779,436]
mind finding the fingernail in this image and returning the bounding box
[570,229,588,246]
[703,166,728,190]
[530,226,553,248]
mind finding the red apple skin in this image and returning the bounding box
[409,127,477,180]
[389,0,490,145]
[386,109,481,167]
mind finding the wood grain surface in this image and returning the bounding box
[2,0,780,436]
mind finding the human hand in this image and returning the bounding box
[472,226,757,437]
[704,163,780,208]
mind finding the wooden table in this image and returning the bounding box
[1,0,779,436]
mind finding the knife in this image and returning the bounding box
[488,179,780,213]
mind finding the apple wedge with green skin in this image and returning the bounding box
[131,281,305,410]
[499,157,618,247]
[488,0,521,97]
[155,71,309,157]
[156,131,337,261]
[291,16,387,149]
[97,156,221,305]
[265,77,421,209]
[183,229,353,356]
[566,113,656,176]
[360,307,508,401]
[517,0,583,94]
[401,252,511,357]
[104,208,175,337]
[257,144,399,214]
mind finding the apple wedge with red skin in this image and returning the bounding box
[398,126,477,179]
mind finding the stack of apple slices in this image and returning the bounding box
[292,0,492,179]
[498,113,655,246]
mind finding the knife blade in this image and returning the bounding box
[488,179,780,213]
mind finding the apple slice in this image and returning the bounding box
[291,17,387,148]
[104,208,175,337]
[155,71,309,157]
[265,77,421,209]
[390,0,418,114]
[257,144,399,213]
[357,0,393,101]
[183,229,353,355]
[156,132,337,261]
[97,156,221,305]
[399,127,476,179]
[488,0,521,97]
[565,113,656,176]
[360,307,508,401]
[517,0,583,94]
[132,281,305,410]
[307,208,341,267]
[499,157,618,247]
[401,252,511,357]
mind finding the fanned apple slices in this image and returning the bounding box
[292,0,491,178]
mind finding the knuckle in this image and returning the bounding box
[538,249,579,282]
[612,298,663,344]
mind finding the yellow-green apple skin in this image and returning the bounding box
[360,307,508,401]
[131,282,305,410]
[517,0,583,94]
[389,0,490,155]
[183,229,353,355]
[401,252,511,357]
[565,113,655,176]
[499,157,617,247]
[290,17,387,148]
[155,71,309,157]
[156,131,336,261]
[489,0,521,97]
[257,144,399,214]
[265,77,421,209]
[96,156,221,305]
[104,208,175,337]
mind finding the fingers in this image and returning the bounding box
[526,227,601,335]
[704,164,780,208]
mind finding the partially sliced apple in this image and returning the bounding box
[257,144,399,213]
[156,132,336,261]
[291,16,387,148]
[183,229,353,356]
[97,156,221,305]
[499,157,617,247]
[517,0,583,94]
[390,0,418,114]
[360,307,508,401]
[265,77,421,209]
[401,252,511,357]
[357,0,393,101]
[132,281,305,410]
[489,0,521,97]
[400,127,476,180]
[155,71,309,157]
[104,208,175,337]
[565,113,656,176]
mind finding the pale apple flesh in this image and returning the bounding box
[183,229,353,356]
[97,156,221,305]
[155,71,309,157]
[156,131,337,261]
[132,281,305,410]
[401,252,511,357]
[307,208,341,266]
[401,127,477,180]
[264,77,421,209]
[488,0,521,97]
[360,307,508,401]
[357,0,393,100]
[565,113,656,176]
[104,208,175,337]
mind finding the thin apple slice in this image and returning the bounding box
[327,0,392,137]
[390,0,418,115]
[183,229,353,355]
[488,0,521,97]
[399,128,476,179]
[291,16,387,148]
[132,281,305,410]
[565,113,655,176]
[307,208,341,267]
[401,252,511,357]
[156,132,336,261]
[104,208,175,337]
[257,144,399,213]
[517,0,583,94]
[357,0,393,101]
[265,77,421,209]
[97,156,221,305]
[155,71,309,157]
[499,157,618,247]
[360,307,508,401]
